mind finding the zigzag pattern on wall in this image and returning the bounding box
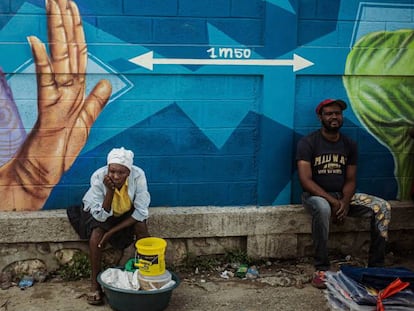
[43,103,396,209]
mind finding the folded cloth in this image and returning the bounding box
[341,265,414,290]
[325,270,414,311]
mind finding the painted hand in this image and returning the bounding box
[0,0,112,211]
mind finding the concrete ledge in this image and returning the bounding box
[0,201,413,272]
[1,201,413,243]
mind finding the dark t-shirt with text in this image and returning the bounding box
[296,130,357,192]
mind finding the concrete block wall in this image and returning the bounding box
[1,201,413,274]
[3,0,412,213]
[87,0,264,45]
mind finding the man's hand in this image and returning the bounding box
[335,200,350,223]
[0,0,112,211]
[329,198,340,218]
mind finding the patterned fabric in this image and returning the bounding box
[351,193,391,240]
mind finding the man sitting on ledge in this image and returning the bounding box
[296,98,391,289]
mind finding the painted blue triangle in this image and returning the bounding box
[207,23,240,46]
[177,100,252,149]
[267,0,295,14]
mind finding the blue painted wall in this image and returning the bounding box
[0,0,412,211]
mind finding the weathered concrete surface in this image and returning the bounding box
[0,201,413,273]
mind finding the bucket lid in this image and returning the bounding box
[135,237,167,250]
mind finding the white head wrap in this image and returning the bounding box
[107,147,134,171]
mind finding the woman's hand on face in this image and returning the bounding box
[103,175,116,191]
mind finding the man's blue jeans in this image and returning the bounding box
[302,192,389,271]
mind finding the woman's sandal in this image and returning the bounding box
[87,290,104,305]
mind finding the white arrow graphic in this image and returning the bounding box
[129,51,314,72]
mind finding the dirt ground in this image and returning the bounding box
[0,276,327,311]
[0,254,413,311]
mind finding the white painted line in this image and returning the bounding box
[129,51,314,72]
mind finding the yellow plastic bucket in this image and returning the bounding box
[134,237,167,276]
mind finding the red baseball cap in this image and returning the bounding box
[315,99,347,114]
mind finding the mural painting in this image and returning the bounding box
[0,0,412,211]
[0,0,111,210]
[344,28,414,200]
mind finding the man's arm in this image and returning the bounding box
[336,164,357,221]
[297,160,341,211]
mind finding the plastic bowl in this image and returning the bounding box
[97,269,180,311]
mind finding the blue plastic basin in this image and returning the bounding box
[97,269,180,311]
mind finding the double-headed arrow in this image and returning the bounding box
[129,51,314,72]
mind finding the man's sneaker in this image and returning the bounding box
[311,270,327,289]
